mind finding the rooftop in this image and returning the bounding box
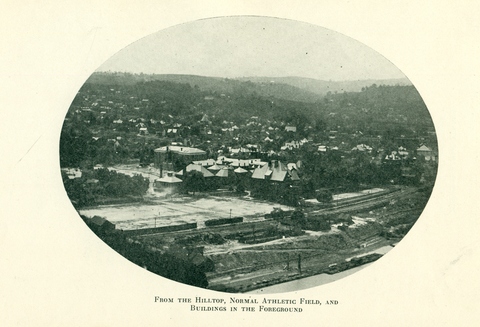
[154,146,206,156]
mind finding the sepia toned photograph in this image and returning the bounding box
[60,16,438,294]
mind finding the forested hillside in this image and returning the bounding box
[78,74,431,136]
[63,73,436,191]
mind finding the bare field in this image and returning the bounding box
[79,195,293,230]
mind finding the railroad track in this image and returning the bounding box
[307,187,418,217]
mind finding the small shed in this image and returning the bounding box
[88,216,115,234]
[155,172,183,188]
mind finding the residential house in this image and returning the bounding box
[416,145,436,161]
[352,144,373,153]
[285,126,297,132]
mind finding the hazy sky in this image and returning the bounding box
[97,16,406,81]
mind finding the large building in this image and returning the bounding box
[154,145,207,172]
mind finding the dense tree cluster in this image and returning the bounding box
[250,181,303,207]
[62,168,149,207]
[181,171,207,195]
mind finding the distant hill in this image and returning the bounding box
[87,72,323,103]
[88,72,413,103]
[236,76,412,95]
[154,74,325,102]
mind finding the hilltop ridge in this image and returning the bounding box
[87,72,410,103]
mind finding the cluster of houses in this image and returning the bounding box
[152,141,437,192]
[153,145,302,191]
[383,145,436,162]
[69,92,438,166]
[280,139,309,151]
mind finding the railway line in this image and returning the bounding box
[306,186,418,217]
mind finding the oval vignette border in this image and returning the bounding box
[59,16,439,294]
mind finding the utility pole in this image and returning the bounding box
[298,254,302,274]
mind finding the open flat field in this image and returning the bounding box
[79,186,397,230]
[79,195,293,230]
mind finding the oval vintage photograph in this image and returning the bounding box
[60,16,438,293]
